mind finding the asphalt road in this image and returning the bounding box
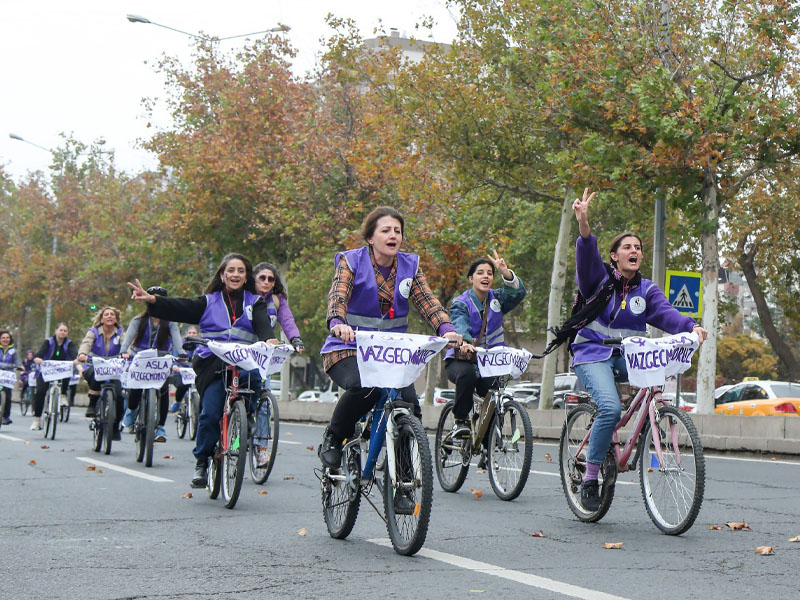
[1,412,798,600]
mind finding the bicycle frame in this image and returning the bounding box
[575,385,675,474]
[220,365,254,453]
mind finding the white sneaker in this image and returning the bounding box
[256,446,271,468]
[59,397,69,408]
[30,417,41,430]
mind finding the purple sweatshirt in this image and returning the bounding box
[263,292,301,340]
[571,234,696,365]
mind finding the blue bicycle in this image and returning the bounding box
[319,388,434,556]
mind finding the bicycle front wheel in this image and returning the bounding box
[60,402,70,423]
[249,394,279,485]
[559,403,615,522]
[434,401,469,493]
[322,443,361,539]
[144,390,156,467]
[488,398,533,501]
[103,388,116,456]
[221,400,247,509]
[189,389,200,441]
[639,405,705,535]
[21,390,30,416]
[384,414,433,556]
[176,404,187,439]
[45,385,59,440]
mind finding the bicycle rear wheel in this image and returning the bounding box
[60,402,70,423]
[45,385,59,440]
[434,401,469,493]
[21,389,30,416]
[103,388,116,456]
[559,404,615,522]
[135,400,146,463]
[488,398,533,501]
[144,390,156,467]
[221,399,247,509]
[639,405,705,535]
[208,451,222,499]
[0,394,6,431]
[189,389,200,441]
[322,442,361,539]
[249,394,279,485]
[384,413,433,556]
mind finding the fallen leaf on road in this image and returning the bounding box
[182,493,193,499]
[788,535,800,543]
[471,489,483,499]
[647,468,654,473]
[297,528,307,537]
[755,546,774,555]
[85,465,96,471]
[770,457,777,461]
[603,542,623,549]
[96,469,103,474]
[306,446,314,451]
[40,445,49,449]
[28,460,36,466]
[476,469,486,474]
[283,476,294,480]
[530,531,546,538]
[726,521,752,531]
[277,451,282,455]
[24,441,31,445]
[544,453,552,463]
[163,455,173,459]
[258,490,267,495]
[708,525,721,530]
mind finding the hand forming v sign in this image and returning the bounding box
[572,187,596,221]
[126,279,155,304]
[489,249,512,279]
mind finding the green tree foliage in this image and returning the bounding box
[717,334,778,381]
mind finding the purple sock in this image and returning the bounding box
[584,462,601,482]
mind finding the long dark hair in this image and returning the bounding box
[253,262,287,298]
[132,313,172,351]
[0,330,13,345]
[205,253,256,294]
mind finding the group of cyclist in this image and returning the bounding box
[4,190,707,515]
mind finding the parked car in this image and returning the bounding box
[319,380,339,403]
[715,381,800,416]
[662,392,697,413]
[417,387,456,405]
[714,384,733,400]
[506,383,541,408]
[552,373,590,409]
[296,390,322,402]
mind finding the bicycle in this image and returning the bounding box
[122,351,174,468]
[20,371,36,416]
[88,357,125,455]
[435,375,533,501]
[59,368,78,423]
[39,360,74,440]
[319,331,446,556]
[174,365,199,441]
[559,332,705,535]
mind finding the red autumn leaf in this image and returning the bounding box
[725,522,752,531]
[40,445,49,449]
[471,488,483,499]
[163,455,173,459]
[182,492,193,499]
[754,546,774,555]
[530,530,546,538]
[28,460,36,466]
[708,525,721,530]
[85,465,96,471]
[306,446,314,451]
[258,490,268,495]
[283,476,294,480]
[544,453,552,463]
[603,542,623,549]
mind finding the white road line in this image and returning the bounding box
[75,457,173,483]
[368,539,630,600]
[279,440,303,445]
[0,433,25,441]
[706,454,800,466]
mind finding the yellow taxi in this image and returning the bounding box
[714,381,800,416]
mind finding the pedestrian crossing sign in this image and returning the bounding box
[665,270,702,319]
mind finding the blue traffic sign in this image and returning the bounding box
[665,270,702,319]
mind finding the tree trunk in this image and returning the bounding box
[540,186,574,410]
[696,176,719,414]
[738,238,800,378]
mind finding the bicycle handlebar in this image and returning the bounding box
[603,338,623,345]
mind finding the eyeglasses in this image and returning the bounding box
[257,275,275,282]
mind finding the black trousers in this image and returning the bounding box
[2,387,11,418]
[33,376,70,417]
[83,367,124,427]
[327,356,419,440]
[445,358,499,420]
[127,381,169,427]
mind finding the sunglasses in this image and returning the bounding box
[257,274,275,282]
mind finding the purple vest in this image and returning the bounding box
[44,337,72,360]
[320,247,419,355]
[571,277,655,364]
[89,326,123,357]
[445,289,505,359]
[195,290,260,359]
[265,295,278,329]
[133,320,172,352]
[0,346,17,370]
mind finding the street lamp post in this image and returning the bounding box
[126,14,290,40]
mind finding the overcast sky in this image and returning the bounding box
[1,0,459,181]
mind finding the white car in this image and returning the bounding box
[296,390,322,402]
[662,392,697,413]
[505,383,541,407]
[417,388,456,405]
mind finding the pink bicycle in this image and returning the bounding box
[559,334,705,535]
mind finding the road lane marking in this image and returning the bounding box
[279,440,303,445]
[368,539,630,600]
[0,433,25,441]
[706,454,800,466]
[75,457,173,482]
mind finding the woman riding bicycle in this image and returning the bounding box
[77,307,125,436]
[20,349,35,411]
[120,288,183,443]
[318,206,462,469]
[570,188,707,511]
[253,262,304,467]
[127,253,276,488]
[30,323,77,430]
[169,325,199,414]
[0,330,21,425]
[445,252,527,438]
